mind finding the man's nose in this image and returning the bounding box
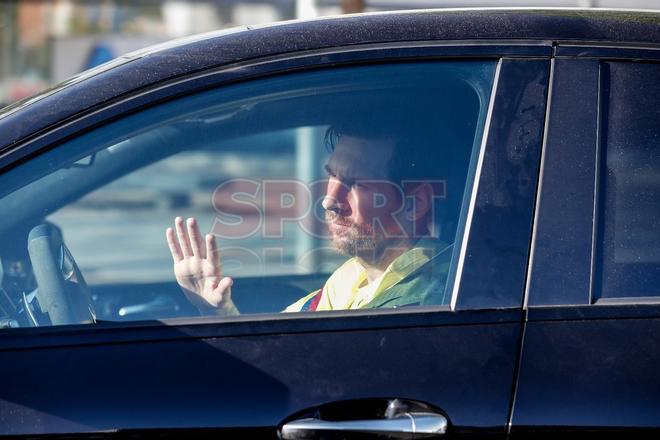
[322,195,341,213]
[322,179,349,214]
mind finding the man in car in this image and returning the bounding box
[165,122,454,315]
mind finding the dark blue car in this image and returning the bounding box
[0,8,659,439]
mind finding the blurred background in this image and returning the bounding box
[1,0,659,107]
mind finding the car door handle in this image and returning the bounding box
[280,412,447,439]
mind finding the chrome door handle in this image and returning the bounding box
[280,412,447,439]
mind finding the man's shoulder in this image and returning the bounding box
[366,241,453,308]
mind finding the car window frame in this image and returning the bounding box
[526,44,660,314]
[0,42,551,345]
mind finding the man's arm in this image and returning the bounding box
[165,216,239,316]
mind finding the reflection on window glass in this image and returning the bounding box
[0,61,496,328]
[597,62,660,299]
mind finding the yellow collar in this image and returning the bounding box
[320,239,449,310]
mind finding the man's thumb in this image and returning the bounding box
[216,276,233,295]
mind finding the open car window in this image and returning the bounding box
[0,61,496,328]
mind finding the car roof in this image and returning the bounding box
[1,8,659,153]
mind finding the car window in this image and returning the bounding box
[0,61,496,328]
[596,62,660,300]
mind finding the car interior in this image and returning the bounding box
[0,62,492,328]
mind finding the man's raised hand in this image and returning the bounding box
[165,217,238,315]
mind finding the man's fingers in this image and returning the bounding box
[187,217,205,258]
[165,227,183,262]
[175,216,193,257]
[206,233,220,268]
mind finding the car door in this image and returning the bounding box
[511,48,660,438]
[0,43,550,438]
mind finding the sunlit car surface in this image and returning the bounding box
[1,8,660,439]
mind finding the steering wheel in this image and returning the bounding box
[27,223,96,326]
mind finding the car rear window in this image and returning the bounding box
[596,61,660,300]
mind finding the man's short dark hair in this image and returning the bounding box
[323,122,444,185]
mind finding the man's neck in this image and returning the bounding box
[358,239,417,284]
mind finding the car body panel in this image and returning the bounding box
[0,317,521,436]
[512,314,660,437]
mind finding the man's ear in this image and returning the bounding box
[405,183,433,221]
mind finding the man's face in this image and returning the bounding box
[322,135,407,261]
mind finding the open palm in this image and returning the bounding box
[165,217,237,315]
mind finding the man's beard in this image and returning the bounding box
[325,211,387,263]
